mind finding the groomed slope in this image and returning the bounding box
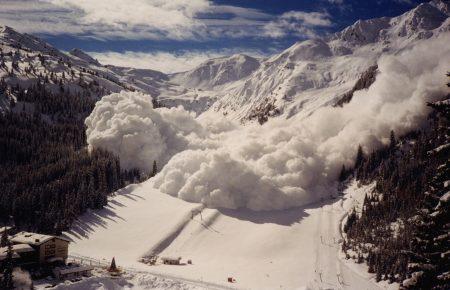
[65,180,394,290]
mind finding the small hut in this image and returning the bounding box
[161,256,181,265]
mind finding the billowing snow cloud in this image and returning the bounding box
[85,91,206,172]
[86,34,450,211]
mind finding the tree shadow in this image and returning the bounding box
[63,184,145,241]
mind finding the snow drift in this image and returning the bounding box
[86,34,450,211]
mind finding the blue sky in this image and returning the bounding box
[0,0,428,72]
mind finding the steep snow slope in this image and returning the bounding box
[0,26,173,111]
[66,179,394,290]
[157,54,261,116]
[171,54,260,90]
[69,48,101,66]
[0,25,68,60]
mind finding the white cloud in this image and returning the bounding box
[88,50,268,74]
[328,0,344,4]
[263,11,332,38]
[0,0,83,35]
[43,0,210,40]
[86,35,450,211]
[0,0,332,41]
[394,0,413,4]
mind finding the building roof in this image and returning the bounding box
[0,247,20,260]
[11,243,34,253]
[11,231,70,246]
[0,244,34,260]
[0,226,12,235]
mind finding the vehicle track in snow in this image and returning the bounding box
[144,205,206,257]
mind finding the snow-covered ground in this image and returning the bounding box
[63,179,397,290]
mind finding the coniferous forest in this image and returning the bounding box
[342,92,450,289]
[0,77,140,234]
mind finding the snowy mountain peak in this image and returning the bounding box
[170,53,260,89]
[332,17,391,45]
[430,0,450,15]
[281,39,332,62]
[69,48,101,66]
[0,25,14,35]
[329,1,448,47]
[0,24,67,60]
[390,1,448,37]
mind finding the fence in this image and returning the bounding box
[68,253,236,290]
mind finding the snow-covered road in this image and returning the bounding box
[64,180,397,289]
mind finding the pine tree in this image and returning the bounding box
[108,257,117,272]
[151,160,157,178]
[355,145,364,168]
[1,240,14,289]
[0,228,8,247]
[389,130,396,151]
[339,164,347,182]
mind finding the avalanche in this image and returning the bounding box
[86,34,450,211]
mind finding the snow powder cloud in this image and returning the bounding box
[85,91,209,173]
[86,34,450,211]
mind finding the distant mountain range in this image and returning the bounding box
[0,0,448,121]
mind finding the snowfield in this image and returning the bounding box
[64,180,396,290]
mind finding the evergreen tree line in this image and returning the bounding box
[0,75,142,234]
[341,97,449,289]
[0,112,140,233]
[0,231,16,289]
[2,76,97,120]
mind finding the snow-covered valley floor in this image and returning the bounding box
[63,180,397,290]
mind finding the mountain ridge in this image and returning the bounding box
[1,0,448,122]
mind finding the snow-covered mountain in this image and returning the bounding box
[2,1,448,122]
[69,48,102,66]
[0,26,172,111]
[170,54,260,89]
[121,0,447,122]
[195,0,449,121]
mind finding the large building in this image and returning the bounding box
[10,231,70,265]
